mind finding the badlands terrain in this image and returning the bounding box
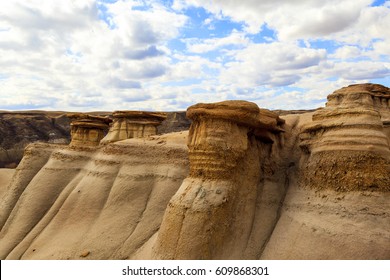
[0,83,389,259]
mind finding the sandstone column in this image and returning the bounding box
[300,83,390,191]
[67,114,112,147]
[100,111,166,144]
[153,101,284,259]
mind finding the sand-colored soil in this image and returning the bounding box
[0,169,15,199]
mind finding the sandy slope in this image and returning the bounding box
[0,169,15,199]
[262,185,390,259]
[0,133,189,259]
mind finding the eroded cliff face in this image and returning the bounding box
[68,114,112,147]
[0,83,389,260]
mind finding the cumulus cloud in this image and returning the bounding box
[185,29,249,53]
[339,61,390,80]
[108,78,142,89]
[0,0,389,111]
[0,0,187,110]
[174,0,372,38]
[123,45,165,60]
[220,42,327,88]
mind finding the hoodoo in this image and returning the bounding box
[100,111,166,144]
[153,100,285,259]
[67,114,112,147]
[300,83,390,191]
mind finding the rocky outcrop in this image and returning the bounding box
[100,111,166,144]
[67,114,112,147]
[300,83,390,191]
[153,101,285,259]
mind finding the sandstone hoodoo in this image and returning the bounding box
[153,100,285,259]
[300,83,390,191]
[100,111,167,144]
[67,113,112,147]
[185,101,285,178]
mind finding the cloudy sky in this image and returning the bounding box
[0,0,389,111]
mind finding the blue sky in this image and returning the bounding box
[0,0,389,111]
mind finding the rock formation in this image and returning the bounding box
[153,101,285,259]
[0,111,192,168]
[67,114,112,147]
[300,83,390,191]
[101,111,166,144]
[0,136,189,260]
[0,84,389,260]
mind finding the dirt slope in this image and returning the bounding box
[0,132,188,259]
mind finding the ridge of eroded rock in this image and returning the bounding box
[100,111,166,144]
[153,100,286,259]
[67,114,112,147]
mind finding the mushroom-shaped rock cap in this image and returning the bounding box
[331,83,390,98]
[187,100,261,127]
[187,100,284,131]
[112,111,167,121]
[67,113,112,129]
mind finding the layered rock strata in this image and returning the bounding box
[153,101,285,259]
[300,83,390,191]
[67,114,112,147]
[101,111,166,144]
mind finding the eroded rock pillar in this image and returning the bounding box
[100,111,166,144]
[67,114,112,147]
[300,83,390,191]
[153,101,284,259]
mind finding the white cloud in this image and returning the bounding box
[331,46,362,60]
[174,0,372,38]
[185,29,249,53]
[220,42,327,88]
[0,0,188,111]
[0,0,389,112]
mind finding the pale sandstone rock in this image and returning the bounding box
[100,111,166,144]
[300,83,390,191]
[153,100,285,259]
[67,114,112,147]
